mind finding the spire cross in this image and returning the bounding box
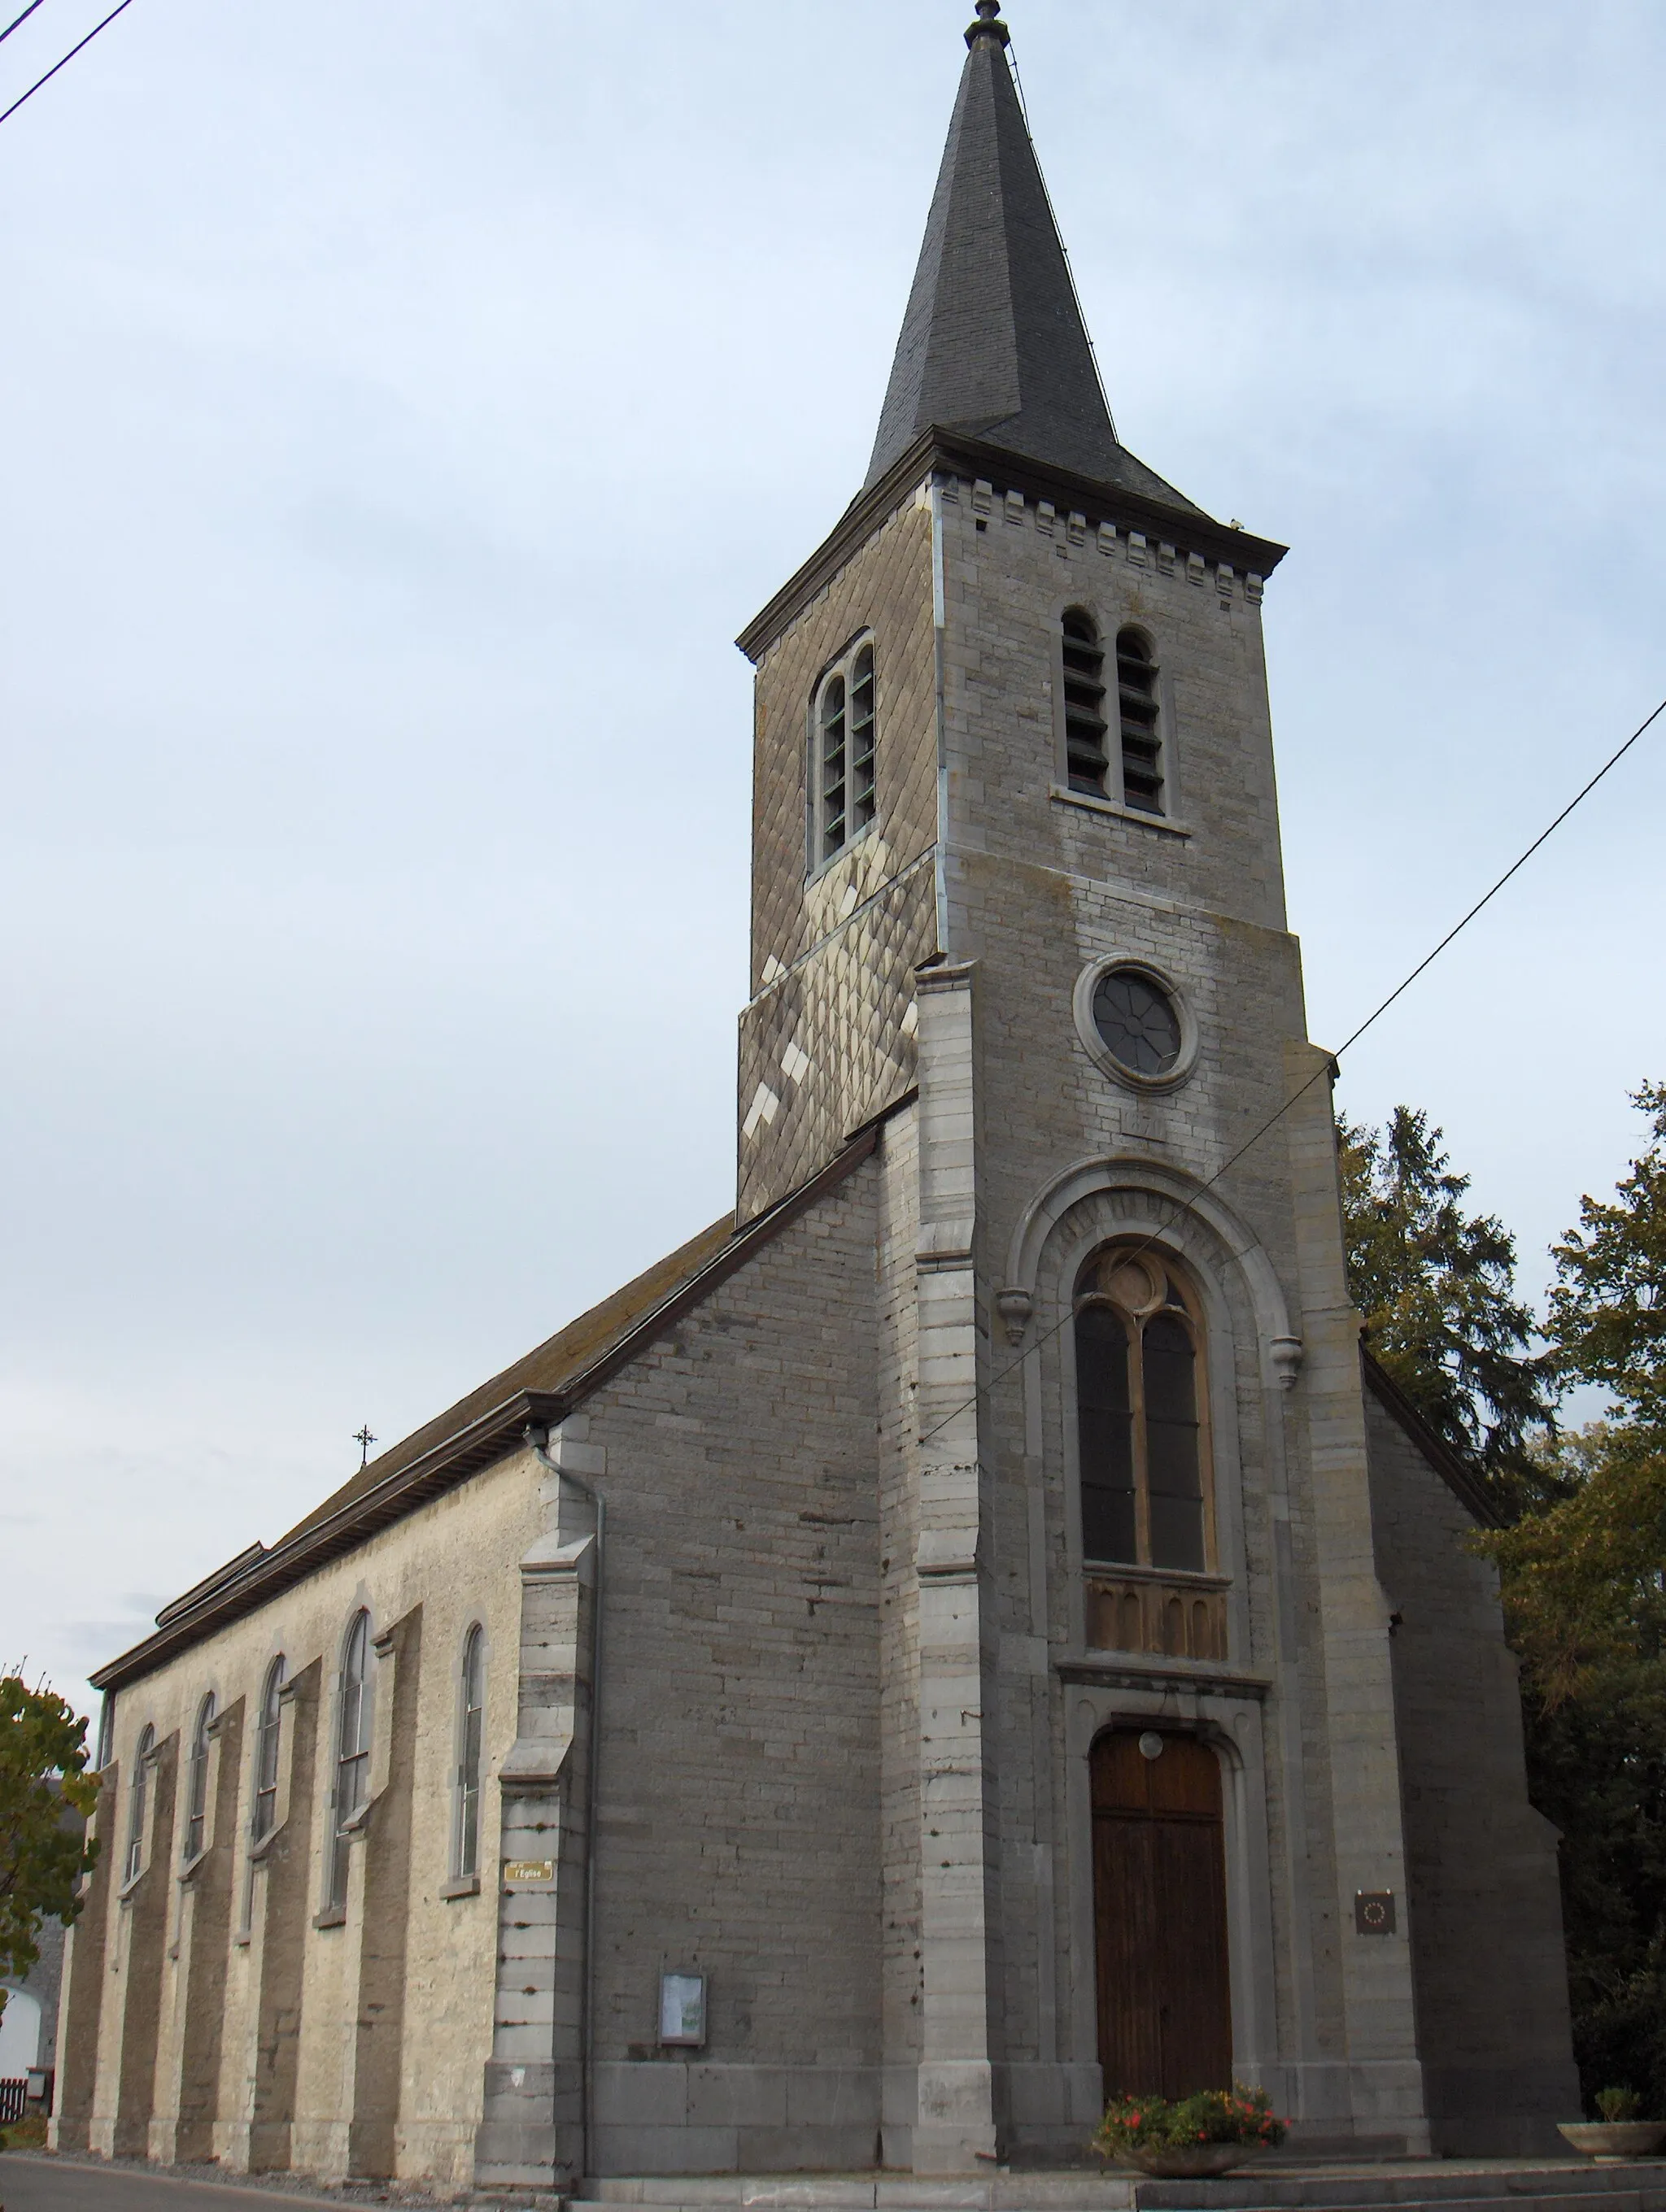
[965,1,1010,50]
[353,1424,377,1469]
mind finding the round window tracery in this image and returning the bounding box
[1092,967,1182,1077]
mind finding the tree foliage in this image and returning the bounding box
[0,1676,100,1998]
[1337,1104,1555,1507]
[1550,1082,1666,1428]
[1473,1086,1666,2112]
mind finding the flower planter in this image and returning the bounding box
[1558,2122,1666,2162]
[1113,2144,1267,2179]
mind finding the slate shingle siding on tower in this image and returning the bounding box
[737,497,940,1221]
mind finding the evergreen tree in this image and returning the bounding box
[1550,1082,1666,1426]
[1337,1104,1555,1509]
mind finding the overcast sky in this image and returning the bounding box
[4,0,1664,1722]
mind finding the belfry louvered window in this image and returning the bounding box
[813,639,877,865]
[1062,610,1110,795]
[1116,629,1163,813]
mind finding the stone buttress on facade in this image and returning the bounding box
[55,5,1578,2195]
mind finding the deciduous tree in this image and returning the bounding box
[1476,1086,1666,2111]
[0,1676,100,2010]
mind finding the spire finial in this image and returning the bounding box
[965,1,1010,50]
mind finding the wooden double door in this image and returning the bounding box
[1092,1728,1233,2098]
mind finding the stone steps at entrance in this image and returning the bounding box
[571,2163,1666,2212]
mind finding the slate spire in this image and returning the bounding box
[864,5,1198,513]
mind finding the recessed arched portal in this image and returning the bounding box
[1091,1728,1232,2098]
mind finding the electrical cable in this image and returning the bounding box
[918,685,1666,1448]
[0,0,133,128]
[0,0,50,47]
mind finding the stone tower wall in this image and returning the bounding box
[919,462,1431,2149]
[738,491,940,1221]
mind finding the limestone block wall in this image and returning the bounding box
[55,1767,116,2151]
[926,464,1432,2147]
[1364,1391,1580,2153]
[875,1104,924,2162]
[573,1164,888,2175]
[62,1450,540,2192]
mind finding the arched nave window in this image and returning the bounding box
[455,1624,486,1881]
[251,1656,286,1844]
[183,1692,216,1861]
[327,1609,372,1913]
[1076,1245,1212,1575]
[124,1724,155,1884]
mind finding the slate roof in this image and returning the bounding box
[864,7,1205,518]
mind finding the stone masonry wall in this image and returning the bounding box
[738,491,940,1219]
[578,1162,886,2174]
[931,464,1428,2144]
[1364,1391,1579,2153]
[67,1451,541,2192]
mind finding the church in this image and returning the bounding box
[54,7,1579,2196]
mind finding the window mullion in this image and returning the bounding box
[1129,1313,1152,1567]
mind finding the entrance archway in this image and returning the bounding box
[1091,1728,1232,2098]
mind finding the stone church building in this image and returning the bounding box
[55,7,1578,2195]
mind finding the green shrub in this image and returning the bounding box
[1596,2086,1643,2122]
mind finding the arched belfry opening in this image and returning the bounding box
[1091,1728,1232,2101]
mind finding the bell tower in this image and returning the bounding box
[734,0,1460,2172]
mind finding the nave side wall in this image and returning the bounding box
[58,1448,542,2190]
[1363,1391,1581,2155]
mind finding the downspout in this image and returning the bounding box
[526,1422,604,2189]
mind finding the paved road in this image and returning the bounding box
[0,2158,355,2211]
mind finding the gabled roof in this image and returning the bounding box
[91,1127,884,1694]
[864,4,1202,518]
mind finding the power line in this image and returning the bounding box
[0,0,133,128]
[919,686,1666,1448]
[0,1,50,46]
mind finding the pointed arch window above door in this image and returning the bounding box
[1076,1247,1212,1575]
